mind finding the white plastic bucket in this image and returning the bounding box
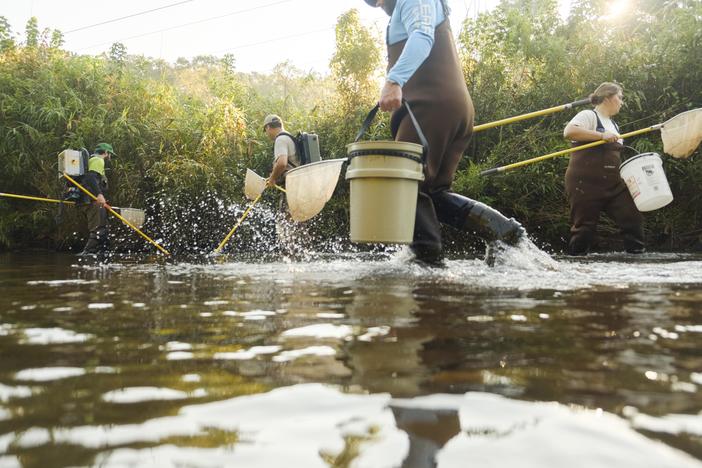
[619,152,673,212]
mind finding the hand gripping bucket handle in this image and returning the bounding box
[353,99,429,161]
[346,99,428,244]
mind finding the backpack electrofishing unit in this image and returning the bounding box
[276,132,321,167]
[58,148,91,202]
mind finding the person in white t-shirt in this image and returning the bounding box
[263,114,300,188]
[563,82,644,255]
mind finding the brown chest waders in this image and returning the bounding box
[387,20,524,263]
[565,142,644,254]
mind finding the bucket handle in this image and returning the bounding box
[354,99,429,162]
[620,145,641,162]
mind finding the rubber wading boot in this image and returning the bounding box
[409,245,446,268]
[431,191,526,245]
[78,236,101,256]
[567,230,594,256]
[409,192,445,267]
[624,234,645,254]
[78,228,109,256]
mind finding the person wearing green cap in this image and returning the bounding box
[78,143,115,255]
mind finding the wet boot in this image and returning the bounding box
[624,236,645,254]
[79,227,109,256]
[409,192,445,267]
[431,191,526,245]
[622,223,645,254]
[568,228,595,256]
[95,226,110,253]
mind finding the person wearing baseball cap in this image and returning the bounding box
[78,142,116,255]
[262,114,301,188]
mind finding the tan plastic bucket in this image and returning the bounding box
[619,152,673,212]
[346,140,424,244]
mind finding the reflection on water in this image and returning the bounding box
[1,249,702,466]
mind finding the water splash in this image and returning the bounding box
[492,237,561,271]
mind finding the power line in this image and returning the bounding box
[214,27,334,54]
[64,0,195,34]
[76,0,294,52]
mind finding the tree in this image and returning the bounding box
[24,17,39,47]
[0,16,15,52]
[330,9,382,113]
[109,42,127,64]
[50,30,64,49]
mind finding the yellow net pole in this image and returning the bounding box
[62,173,170,256]
[481,126,660,176]
[473,98,591,133]
[0,192,75,205]
[214,193,262,254]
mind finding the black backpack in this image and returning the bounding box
[276,131,321,167]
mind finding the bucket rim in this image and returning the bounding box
[347,140,423,151]
[347,150,423,164]
[619,151,662,170]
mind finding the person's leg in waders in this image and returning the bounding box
[431,192,526,243]
[568,196,604,255]
[392,114,448,265]
[395,115,525,265]
[604,189,645,253]
[79,203,109,255]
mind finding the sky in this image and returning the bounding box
[0,0,575,74]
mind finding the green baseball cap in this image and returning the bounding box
[95,143,116,156]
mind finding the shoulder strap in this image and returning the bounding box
[592,109,620,133]
[591,110,605,133]
[275,131,295,142]
[275,131,299,168]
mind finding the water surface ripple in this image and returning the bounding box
[1,249,701,467]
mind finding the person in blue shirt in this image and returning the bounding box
[365,0,526,265]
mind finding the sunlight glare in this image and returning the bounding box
[605,0,631,20]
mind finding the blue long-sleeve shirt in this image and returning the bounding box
[387,0,446,87]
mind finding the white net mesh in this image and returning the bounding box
[285,159,345,222]
[661,108,702,159]
[244,169,267,200]
[118,208,146,228]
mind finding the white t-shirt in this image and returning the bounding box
[567,109,623,144]
[274,133,300,168]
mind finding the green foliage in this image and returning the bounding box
[24,17,38,48]
[0,16,15,53]
[330,9,383,113]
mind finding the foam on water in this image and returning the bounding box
[125,245,702,294]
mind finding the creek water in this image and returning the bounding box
[1,244,702,467]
